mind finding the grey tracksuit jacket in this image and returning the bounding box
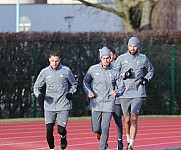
[114,51,154,98]
[34,64,78,111]
[83,62,125,112]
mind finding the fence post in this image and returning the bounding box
[33,42,38,117]
[170,45,175,114]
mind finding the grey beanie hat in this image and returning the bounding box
[99,46,111,59]
[128,37,140,47]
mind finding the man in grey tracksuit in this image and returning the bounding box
[34,51,78,150]
[114,37,154,150]
[110,47,123,150]
[83,46,125,150]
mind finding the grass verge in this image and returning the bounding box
[0,115,181,123]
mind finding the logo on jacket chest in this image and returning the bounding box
[60,74,64,77]
[109,73,113,78]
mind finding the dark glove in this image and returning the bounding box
[38,94,44,110]
[66,93,73,100]
[38,94,44,102]
[139,77,148,85]
[124,68,132,80]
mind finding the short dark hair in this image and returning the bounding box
[108,47,115,54]
[49,50,61,58]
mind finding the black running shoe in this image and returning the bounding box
[105,143,109,150]
[61,135,67,150]
[126,143,130,150]
[128,144,133,150]
[127,143,133,150]
[117,139,123,150]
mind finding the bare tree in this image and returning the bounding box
[140,0,155,30]
[151,0,179,31]
[77,0,159,31]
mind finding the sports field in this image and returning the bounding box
[0,116,181,150]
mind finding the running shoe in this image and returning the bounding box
[117,139,123,150]
[60,135,67,150]
[126,143,130,150]
[97,132,101,140]
[105,143,109,150]
[128,144,133,150]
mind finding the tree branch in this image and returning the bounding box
[77,0,124,17]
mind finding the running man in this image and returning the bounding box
[83,46,125,150]
[109,46,124,150]
[34,51,78,150]
[114,37,154,150]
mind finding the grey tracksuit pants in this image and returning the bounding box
[91,111,113,150]
[113,104,123,140]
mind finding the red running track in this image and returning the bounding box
[0,117,181,150]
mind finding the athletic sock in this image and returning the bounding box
[126,134,130,143]
[129,139,134,146]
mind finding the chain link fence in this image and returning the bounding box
[0,41,181,118]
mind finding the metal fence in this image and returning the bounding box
[0,42,180,118]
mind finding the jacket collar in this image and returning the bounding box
[127,50,140,57]
[49,63,62,71]
[99,62,113,70]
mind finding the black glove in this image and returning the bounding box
[124,68,132,80]
[38,94,44,102]
[139,77,148,85]
[38,94,44,110]
[66,93,73,100]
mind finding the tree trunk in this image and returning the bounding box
[151,0,179,30]
[113,0,134,31]
[122,18,135,32]
[140,0,153,30]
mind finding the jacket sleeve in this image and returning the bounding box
[114,56,126,79]
[33,70,45,98]
[144,57,154,81]
[67,70,78,94]
[114,72,125,97]
[114,56,121,70]
[83,69,94,95]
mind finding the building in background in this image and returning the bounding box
[0,0,112,4]
[0,0,123,32]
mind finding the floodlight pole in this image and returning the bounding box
[16,0,20,32]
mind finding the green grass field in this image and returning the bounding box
[0,115,181,123]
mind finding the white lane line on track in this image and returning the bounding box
[27,140,181,150]
[1,119,181,149]
[1,135,181,147]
